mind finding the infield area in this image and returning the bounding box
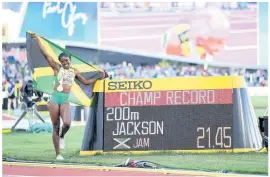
[2,96,268,176]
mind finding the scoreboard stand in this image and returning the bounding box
[80,76,263,155]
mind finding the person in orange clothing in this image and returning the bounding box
[162,6,229,62]
[162,24,227,61]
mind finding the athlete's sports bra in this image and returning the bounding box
[56,67,76,87]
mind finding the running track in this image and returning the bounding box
[2,165,200,177]
[2,115,15,121]
[3,162,261,177]
[100,9,257,66]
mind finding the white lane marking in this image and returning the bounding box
[100,11,257,18]
[224,45,257,51]
[230,29,257,33]
[101,29,256,42]
[101,16,186,22]
[101,38,257,51]
[101,24,178,30]
[101,35,161,41]
[3,175,40,177]
[100,16,256,23]
[101,22,256,30]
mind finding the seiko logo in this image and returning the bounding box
[108,80,152,90]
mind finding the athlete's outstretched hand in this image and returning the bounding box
[102,70,109,79]
[31,33,38,39]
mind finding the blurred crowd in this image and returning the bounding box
[2,47,268,89]
[98,62,268,87]
[2,48,32,111]
[1,47,268,112]
[2,48,32,86]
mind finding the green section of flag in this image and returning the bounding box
[33,75,55,94]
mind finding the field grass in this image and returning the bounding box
[251,96,268,109]
[2,127,268,174]
[2,96,269,174]
[252,96,268,118]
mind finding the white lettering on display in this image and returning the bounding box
[166,90,215,105]
[197,127,232,149]
[112,121,164,136]
[107,107,163,136]
[120,90,215,106]
[43,1,88,36]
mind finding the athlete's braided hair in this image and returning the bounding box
[58,52,71,60]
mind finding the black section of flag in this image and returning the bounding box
[26,32,51,70]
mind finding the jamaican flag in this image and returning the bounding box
[26,31,103,107]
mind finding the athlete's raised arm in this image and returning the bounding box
[31,33,60,72]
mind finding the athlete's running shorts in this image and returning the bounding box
[50,91,69,105]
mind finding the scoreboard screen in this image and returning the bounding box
[103,79,233,151]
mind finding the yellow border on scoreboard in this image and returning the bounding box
[80,148,256,156]
[2,129,11,134]
[93,80,105,92]
[104,76,246,92]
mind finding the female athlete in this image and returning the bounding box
[32,34,107,160]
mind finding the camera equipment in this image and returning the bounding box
[258,108,268,151]
[11,80,45,131]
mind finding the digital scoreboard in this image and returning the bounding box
[103,78,234,152]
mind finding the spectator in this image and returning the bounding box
[7,79,17,113]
